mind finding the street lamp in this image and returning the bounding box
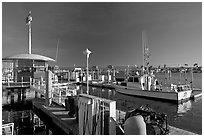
[83,48,92,94]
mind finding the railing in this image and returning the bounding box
[30,77,77,106]
[2,76,32,87]
[2,123,14,135]
[78,94,116,135]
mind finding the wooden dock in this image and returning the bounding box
[32,93,117,135]
[31,97,198,135]
[32,98,78,135]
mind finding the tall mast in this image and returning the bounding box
[142,31,144,74]
[55,39,60,62]
[26,11,32,54]
[142,30,150,74]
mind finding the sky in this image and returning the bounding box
[2,2,202,68]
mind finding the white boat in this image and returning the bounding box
[114,31,192,103]
[114,81,192,103]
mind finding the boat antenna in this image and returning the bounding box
[55,39,59,62]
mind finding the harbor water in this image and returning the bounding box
[2,72,202,134]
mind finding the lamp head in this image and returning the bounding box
[83,48,92,57]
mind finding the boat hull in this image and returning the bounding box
[115,85,192,103]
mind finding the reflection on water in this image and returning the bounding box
[177,100,192,114]
[2,88,38,108]
[2,110,47,135]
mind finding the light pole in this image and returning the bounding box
[83,48,92,94]
[26,11,32,54]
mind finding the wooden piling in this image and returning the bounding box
[45,70,52,106]
[59,87,62,104]
[17,88,21,102]
[22,88,26,102]
[10,89,14,104]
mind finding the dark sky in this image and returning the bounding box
[2,2,202,68]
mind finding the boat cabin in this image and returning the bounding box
[171,84,191,92]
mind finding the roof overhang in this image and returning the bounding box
[2,54,55,62]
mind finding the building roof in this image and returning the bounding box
[2,54,55,62]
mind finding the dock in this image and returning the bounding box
[32,98,78,135]
[32,94,117,135]
[31,96,198,135]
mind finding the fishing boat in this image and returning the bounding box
[114,81,192,103]
[114,31,192,103]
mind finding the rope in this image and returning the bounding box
[92,100,100,134]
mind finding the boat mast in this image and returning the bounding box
[142,31,144,74]
[142,30,150,74]
[26,11,32,54]
[55,39,60,62]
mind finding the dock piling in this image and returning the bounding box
[17,88,22,102]
[10,89,15,104]
[30,76,32,86]
[45,70,53,106]
[21,77,24,87]
[59,88,62,104]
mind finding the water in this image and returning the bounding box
[2,109,48,135]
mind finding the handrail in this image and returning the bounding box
[2,123,14,135]
[30,77,78,105]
